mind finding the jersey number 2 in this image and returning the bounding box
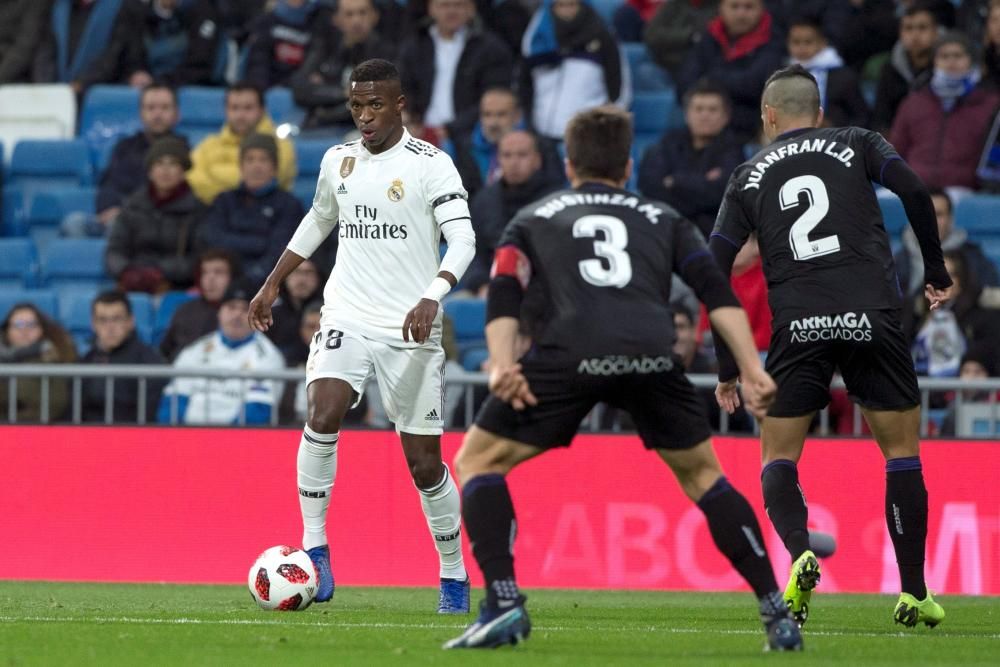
[781,175,839,261]
[573,215,633,288]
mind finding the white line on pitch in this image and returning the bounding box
[0,616,996,640]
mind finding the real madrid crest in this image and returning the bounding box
[340,156,355,178]
[387,178,405,202]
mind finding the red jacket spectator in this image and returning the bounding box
[698,241,771,352]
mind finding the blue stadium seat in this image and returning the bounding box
[0,288,58,320]
[27,187,97,227]
[978,237,1000,270]
[154,290,196,343]
[0,238,37,288]
[58,285,101,343]
[877,192,908,238]
[461,345,489,372]
[126,291,155,344]
[8,139,93,188]
[177,86,226,136]
[631,91,679,134]
[444,298,486,350]
[622,42,671,92]
[266,87,305,126]
[955,194,1000,235]
[41,238,110,288]
[293,180,316,211]
[296,139,330,180]
[79,85,142,162]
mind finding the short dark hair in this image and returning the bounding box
[350,59,400,84]
[762,65,821,118]
[198,248,241,277]
[140,81,178,106]
[787,15,826,37]
[927,187,953,213]
[682,78,732,114]
[903,1,940,22]
[92,290,132,316]
[225,81,264,107]
[672,302,695,326]
[564,106,632,182]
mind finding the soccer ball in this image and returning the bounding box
[248,546,318,611]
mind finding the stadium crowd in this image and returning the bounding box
[2,0,1000,434]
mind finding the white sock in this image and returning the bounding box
[297,426,338,551]
[418,465,467,580]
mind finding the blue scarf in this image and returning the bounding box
[930,67,981,112]
[51,0,123,82]
[274,0,316,27]
[245,178,279,197]
[220,331,255,349]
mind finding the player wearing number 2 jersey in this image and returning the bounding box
[444,107,802,652]
[710,65,953,630]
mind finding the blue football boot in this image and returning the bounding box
[306,545,334,603]
[438,577,471,614]
[443,597,531,649]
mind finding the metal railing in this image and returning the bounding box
[1,363,999,438]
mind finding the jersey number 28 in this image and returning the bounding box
[573,215,633,288]
[781,175,839,261]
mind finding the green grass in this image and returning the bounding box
[0,583,996,666]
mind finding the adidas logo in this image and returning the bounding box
[425,408,440,421]
[337,183,347,194]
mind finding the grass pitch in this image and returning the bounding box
[0,583,996,666]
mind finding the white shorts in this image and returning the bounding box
[305,327,445,435]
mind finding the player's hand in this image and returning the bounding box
[488,363,538,411]
[715,379,741,414]
[738,367,777,420]
[402,298,438,344]
[925,283,953,311]
[248,283,280,332]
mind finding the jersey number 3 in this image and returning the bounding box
[781,175,839,261]
[573,215,633,288]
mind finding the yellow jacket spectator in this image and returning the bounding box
[187,83,297,204]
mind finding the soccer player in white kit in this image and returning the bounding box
[248,59,476,613]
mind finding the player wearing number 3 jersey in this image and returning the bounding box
[710,66,953,630]
[444,106,802,652]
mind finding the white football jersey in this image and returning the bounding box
[163,332,286,424]
[287,129,468,347]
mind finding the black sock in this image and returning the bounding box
[461,473,521,606]
[885,457,928,599]
[697,477,779,598]
[761,459,811,559]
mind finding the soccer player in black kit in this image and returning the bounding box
[710,66,953,629]
[443,107,803,652]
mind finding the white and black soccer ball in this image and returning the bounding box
[248,546,318,611]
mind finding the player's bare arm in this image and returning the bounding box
[484,315,536,411]
[249,249,307,332]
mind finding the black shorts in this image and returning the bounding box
[475,354,712,450]
[766,309,920,418]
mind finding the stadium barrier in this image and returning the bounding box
[3,364,1000,437]
[1,426,996,595]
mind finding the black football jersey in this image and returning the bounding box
[497,182,709,360]
[713,126,903,327]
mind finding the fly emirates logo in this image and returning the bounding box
[339,205,409,240]
[789,312,872,343]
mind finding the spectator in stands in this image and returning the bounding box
[215,0,268,47]
[158,280,285,425]
[266,259,323,361]
[696,234,770,353]
[76,0,222,90]
[198,134,303,286]
[786,16,869,128]
[984,0,1000,89]
[0,303,76,422]
[244,0,328,90]
[159,249,238,361]
[675,0,785,141]
[81,291,166,423]
[890,32,1000,191]
[86,83,187,234]
[398,0,513,138]
[449,87,521,196]
[767,0,853,51]
[939,343,999,436]
[187,82,297,205]
[644,0,719,78]
[838,0,900,72]
[33,0,126,93]
[894,188,999,299]
[521,0,630,141]
[613,0,665,42]
[105,137,206,293]
[638,79,743,238]
[463,130,563,293]
[0,0,49,83]
[291,0,395,132]
[871,3,939,132]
